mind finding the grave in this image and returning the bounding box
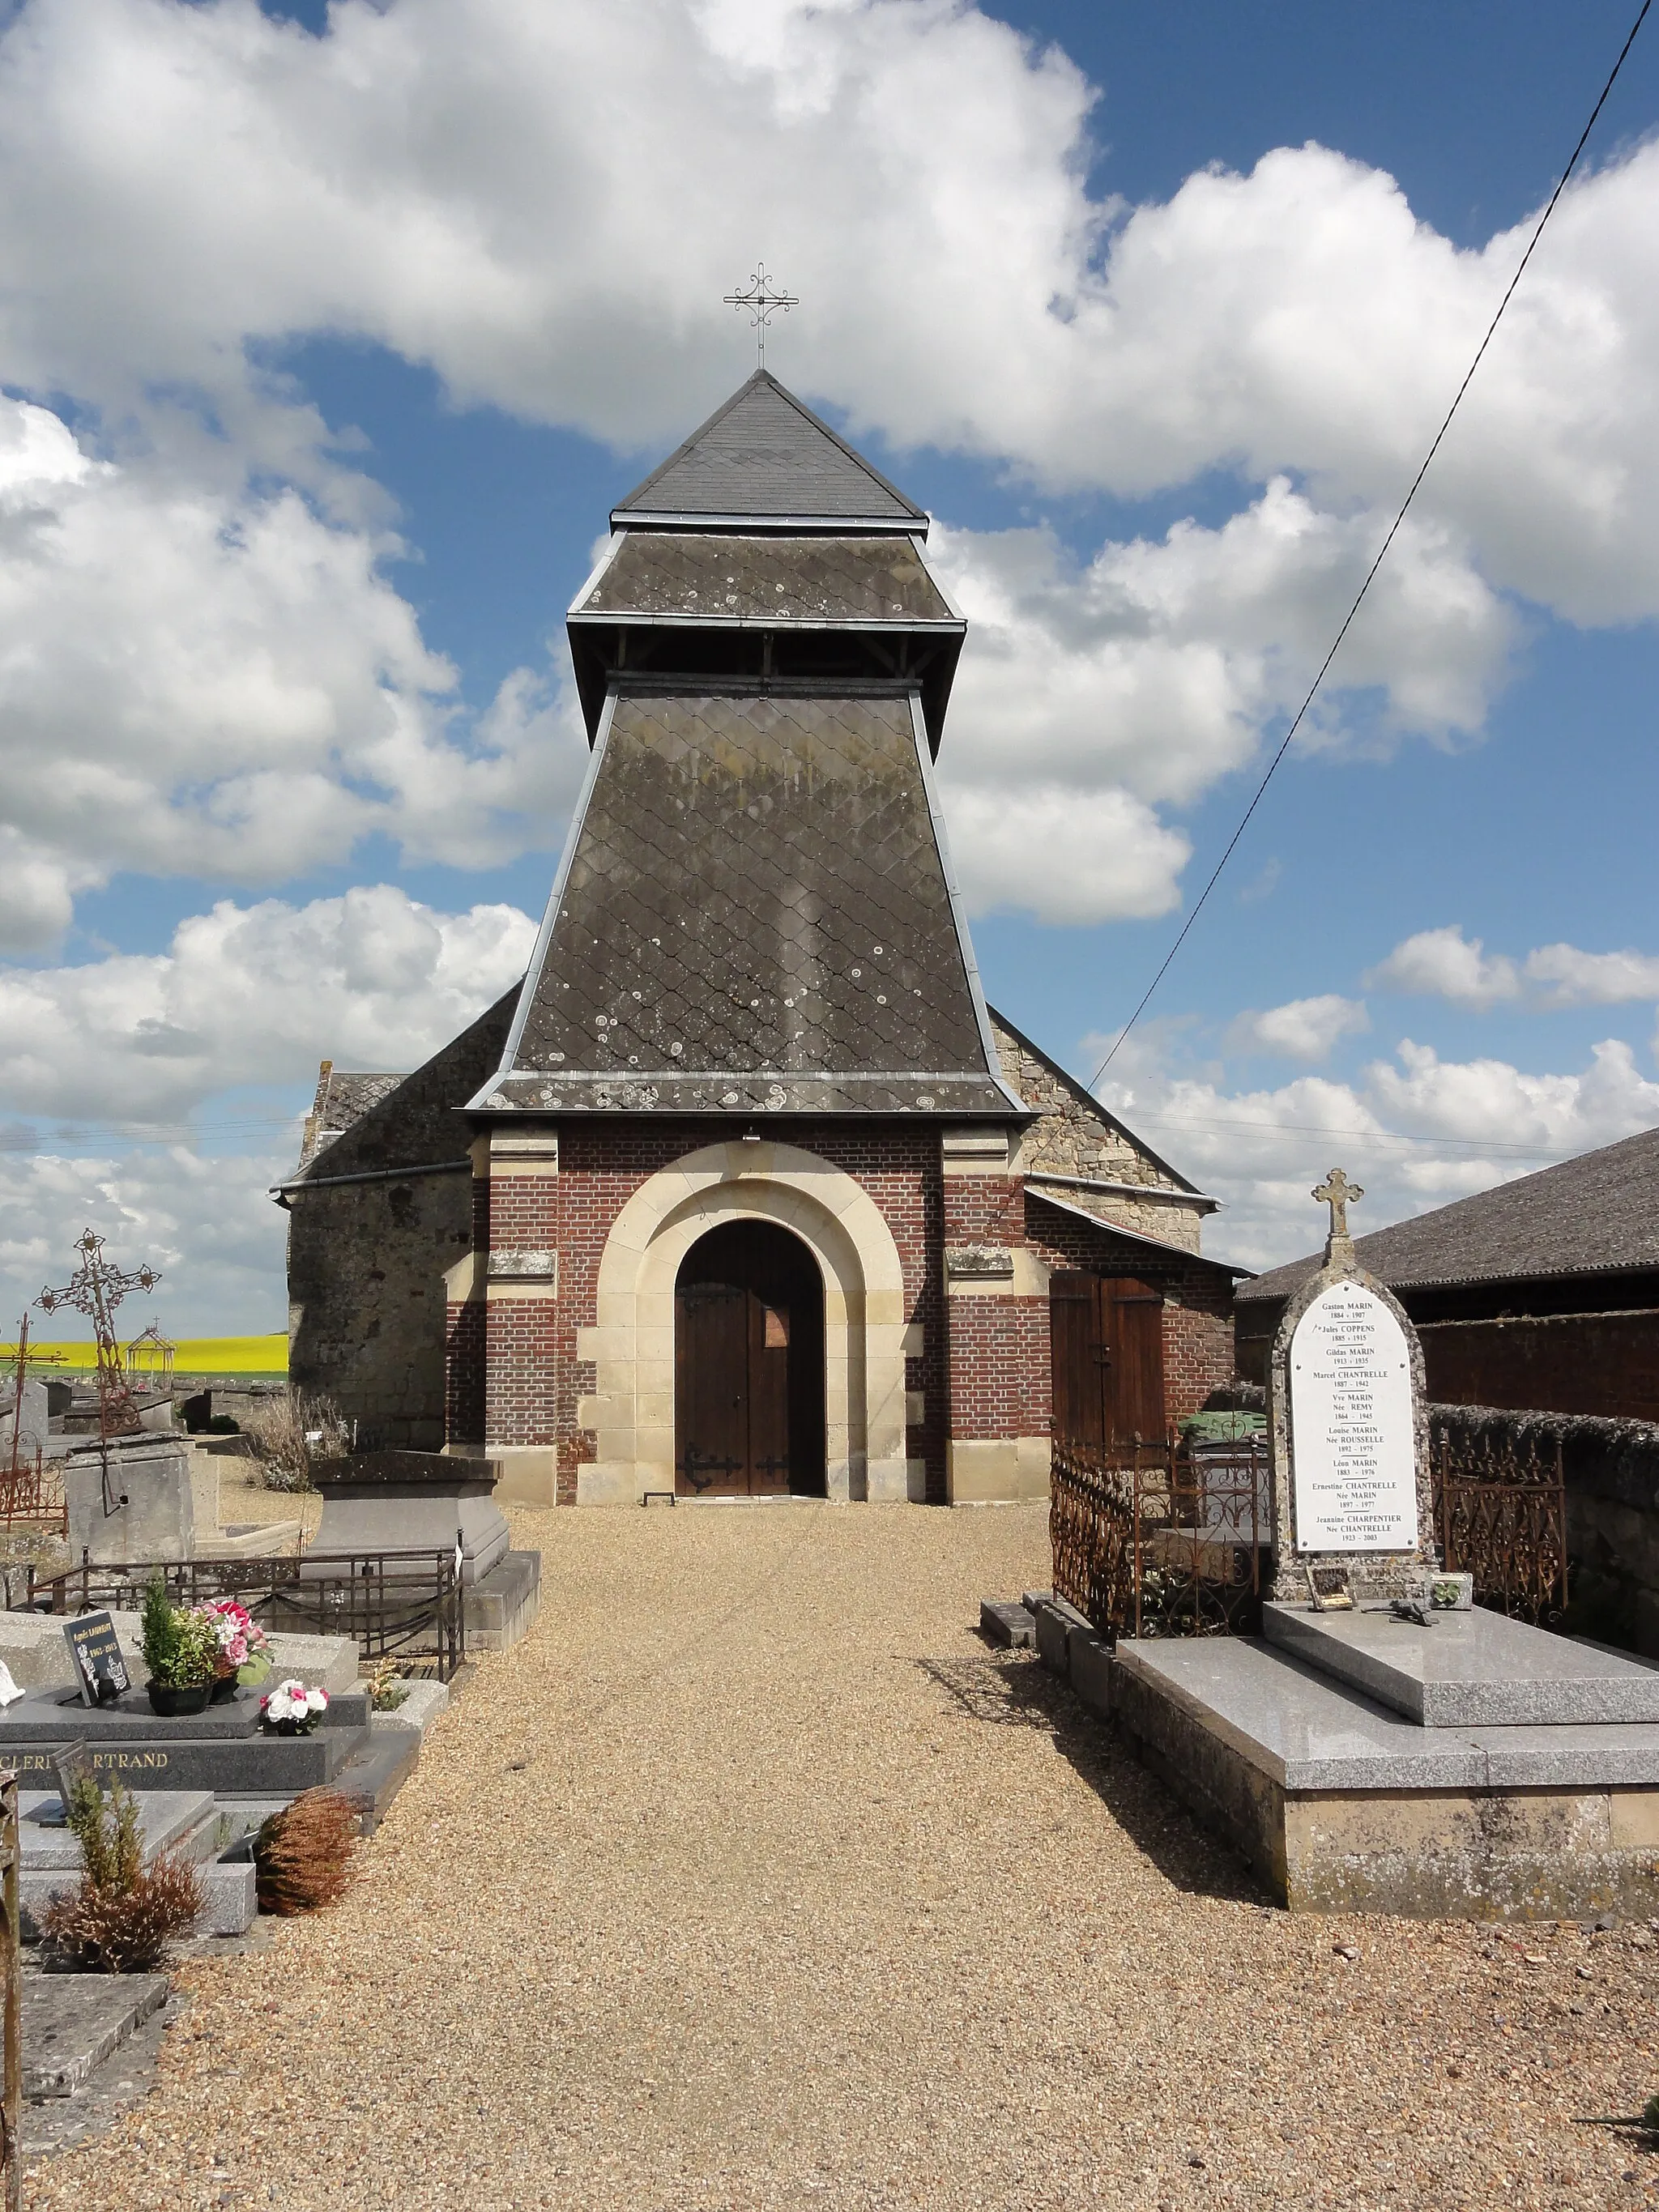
[6,1376,49,1463]
[1038,1172,1659,1920]
[65,1432,196,1567]
[1266,1169,1432,1604]
[309,1449,541,1649]
[15,1786,254,1938]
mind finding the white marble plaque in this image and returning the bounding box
[1288,1279,1418,1553]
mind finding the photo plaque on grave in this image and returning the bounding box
[62,1609,130,1707]
[1267,1170,1435,1604]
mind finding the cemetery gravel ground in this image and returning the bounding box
[24,1501,1658,2212]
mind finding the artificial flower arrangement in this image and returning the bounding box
[260,1678,330,1736]
[195,1597,273,1694]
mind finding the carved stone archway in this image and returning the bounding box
[575,1139,913,1504]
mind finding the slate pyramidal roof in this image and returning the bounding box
[469,372,1021,1119]
[608,369,928,531]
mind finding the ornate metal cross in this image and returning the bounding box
[1312,1169,1363,1241]
[37,1229,160,1444]
[723,264,798,361]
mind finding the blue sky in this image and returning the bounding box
[2,0,1657,1331]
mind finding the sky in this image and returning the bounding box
[2,0,1658,1335]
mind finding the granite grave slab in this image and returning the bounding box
[1263,1600,1659,1728]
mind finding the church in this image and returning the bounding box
[279,372,1246,1506]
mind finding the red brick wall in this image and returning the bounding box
[445,1297,486,1447]
[445,1126,1239,1494]
[459,1120,949,1499]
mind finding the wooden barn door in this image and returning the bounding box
[1049,1273,1166,1444]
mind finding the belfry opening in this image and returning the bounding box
[674,1220,826,1498]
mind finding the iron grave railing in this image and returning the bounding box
[19,1545,466,1680]
[1050,1433,1269,1643]
[1431,1424,1568,1626]
[1055,1417,1569,1639]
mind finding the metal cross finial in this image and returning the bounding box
[1312,1169,1364,1241]
[723,264,798,361]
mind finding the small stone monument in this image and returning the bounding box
[64,1432,197,1567]
[1267,1170,1435,1603]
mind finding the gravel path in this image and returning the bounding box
[26,1500,1659,2210]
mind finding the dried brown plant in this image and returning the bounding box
[41,1780,203,1971]
[241,1390,348,1492]
[254,1787,359,1914]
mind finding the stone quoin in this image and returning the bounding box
[278,372,1248,1503]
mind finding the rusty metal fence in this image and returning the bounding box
[20,1545,467,1680]
[0,1451,66,1538]
[1050,1433,1268,1642]
[1431,1423,1568,1626]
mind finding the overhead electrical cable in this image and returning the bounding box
[1089,0,1653,1090]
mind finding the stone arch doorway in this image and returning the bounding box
[579,1138,912,1505]
[676,1221,826,1497]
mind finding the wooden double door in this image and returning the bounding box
[675,1221,826,1497]
[1049,1272,1166,1445]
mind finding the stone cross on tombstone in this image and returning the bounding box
[1312,1168,1363,1245]
[1266,1169,1435,1604]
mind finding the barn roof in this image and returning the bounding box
[1236,1123,1659,1306]
[611,372,928,531]
[469,688,1021,1117]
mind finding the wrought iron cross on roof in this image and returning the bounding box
[1312,1168,1363,1242]
[723,264,797,361]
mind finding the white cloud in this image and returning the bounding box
[0,887,538,1122]
[932,489,1513,914]
[1227,995,1369,1063]
[941,784,1190,925]
[1367,925,1521,1008]
[0,393,586,945]
[0,1147,289,1339]
[1369,924,1659,1012]
[0,1,1648,934]
[1092,1025,1659,1270]
[1524,942,1659,1006]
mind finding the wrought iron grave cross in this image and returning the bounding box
[36,1229,159,1447]
[1312,1168,1363,1242]
[723,264,798,361]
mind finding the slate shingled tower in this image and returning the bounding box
[283,373,1242,1506]
[471,371,1012,1122]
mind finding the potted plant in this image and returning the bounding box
[259,1678,330,1736]
[140,1577,219,1717]
[195,1598,272,1703]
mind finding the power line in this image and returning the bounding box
[1127,1110,1577,1157]
[1090,0,1653,1090]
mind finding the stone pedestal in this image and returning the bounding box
[309,1449,510,1583]
[65,1433,196,1566]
